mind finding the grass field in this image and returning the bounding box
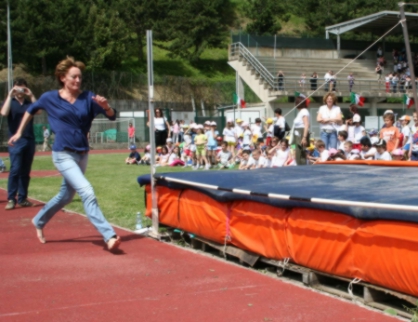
[0,153,190,231]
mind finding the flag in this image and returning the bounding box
[350,92,365,107]
[233,93,246,108]
[295,92,310,106]
[403,94,414,109]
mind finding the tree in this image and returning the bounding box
[157,0,236,61]
[245,0,285,35]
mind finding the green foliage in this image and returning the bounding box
[7,0,236,72]
[404,301,418,322]
[157,0,236,61]
[245,0,284,35]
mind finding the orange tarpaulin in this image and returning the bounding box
[286,208,360,278]
[229,201,291,260]
[145,186,418,297]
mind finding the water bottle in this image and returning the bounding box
[136,212,142,230]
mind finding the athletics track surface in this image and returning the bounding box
[0,176,399,321]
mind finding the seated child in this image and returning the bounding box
[327,148,347,161]
[343,141,359,160]
[166,138,174,153]
[359,137,376,160]
[239,150,251,170]
[374,139,392,160]
[139,145,151,165]
[272,139,291,167]
[125,145,141,165]
[308,139,329,164]
[337,130,348,152]
[391,148,405,161]
[247,149,267,169]
[217,141,233,169]
[367,129,379,145]
[168,146,185,166]
[157,146,170,166]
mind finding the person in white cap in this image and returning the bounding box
[205,121,218,167]
[166,137,174,153]
[223,118,236,158]
[347,114,365,150]
[194,124,209,170]
[234,118,244,139]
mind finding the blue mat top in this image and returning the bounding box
[138,165,418,224]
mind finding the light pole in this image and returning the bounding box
[399,2,418,115]
[7,0,13,91]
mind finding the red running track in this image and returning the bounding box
[0,189,398,322]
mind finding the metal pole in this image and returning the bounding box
[201,100,206,117]
[146,30,160,239]
[399,3,418,115]
[274,34,277,59]
[7,0,13,91]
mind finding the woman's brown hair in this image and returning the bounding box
[55,56,86,87]
[295,96,308,109]
[323,92,337,105]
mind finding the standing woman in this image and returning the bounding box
[317,92,342,150]
[147,108,170,147]
[8,57,121,251]
[292,96,310,165]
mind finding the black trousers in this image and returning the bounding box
[155,130,168,147]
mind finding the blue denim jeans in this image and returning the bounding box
[320,130,338,150]
[33,151,116,242]
[8,137,35,203]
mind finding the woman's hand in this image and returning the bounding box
[92,95,110,110]
[301,137,307,147]
[8,132,22,146]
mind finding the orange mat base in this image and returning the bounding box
[145,185,418,298]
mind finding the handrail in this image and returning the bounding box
[230,42,276,88]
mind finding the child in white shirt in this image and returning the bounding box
[359,137,376,160]
[374,139,392,160]
[217,141,233,169]
[247,149,266,169]
[337,130,348,152]
[308,140,329,163]
[272,139,291,167]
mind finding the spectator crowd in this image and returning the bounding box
[127,92,417,169]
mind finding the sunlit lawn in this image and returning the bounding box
[0,153,190,230]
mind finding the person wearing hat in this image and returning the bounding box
[264,118,274,146]
[374,139,392,160]
[392,148,405,161]
[223,118,236,158]
[347,114,365,150]
[234,118,244,139]
[206,121,219,166]
[166,137,174,153]
[399,115,412,153]
[125,145,141,165]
